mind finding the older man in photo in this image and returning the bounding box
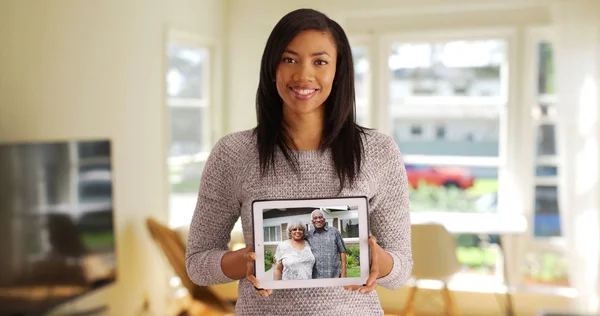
[306,209,347,278]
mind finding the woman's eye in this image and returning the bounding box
[282,57,296,63]
[315,60,328,66]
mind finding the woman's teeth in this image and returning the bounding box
[293,88,315,95]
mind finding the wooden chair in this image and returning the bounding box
[403,224,461,316]
[146,218,234,315]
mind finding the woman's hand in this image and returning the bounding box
[344,236,387,294]
[243,244,274,297]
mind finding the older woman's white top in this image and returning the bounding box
[274,239,315,280]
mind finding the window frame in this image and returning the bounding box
[377,27,519,218]
[379,28,512,116]
[523,26,565,247]
[349,35,373,127]
[264,225,282,243]
[164,29,222,229]
[521,26,569,285]
[339,217,360,238]
[353,27,538,289]
[166,32,212,158]
[347,25,572,293]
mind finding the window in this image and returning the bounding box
[389,41,504,99]
[523,250,569,287]
[388,38,507,277]
[522,35,568,287]
[264,226,282,242]
[534,185,560,237]
[435,125,446,140]
[165,34,213,228]
[340,218,359,238]
[352,46,370,127]
[410,125,423,137]
[388,39,504,213]
[465,132,475,142]
[167,44,210,156]
[532,42,560,240]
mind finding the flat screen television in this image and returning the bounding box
[0,139,117,316]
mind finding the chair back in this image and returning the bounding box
[410,223,460,281]
[145,218,233,313]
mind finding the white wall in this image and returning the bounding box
[0,0,225,314]
[551,1,600,312]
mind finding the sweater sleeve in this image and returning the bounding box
[185,136,241,286]
[369,136,413,290]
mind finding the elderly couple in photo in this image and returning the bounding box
[273,209,348,281]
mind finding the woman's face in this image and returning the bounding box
[289,225,305,240]
[276,30,337,119]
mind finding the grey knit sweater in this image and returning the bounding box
[186,129,412,315]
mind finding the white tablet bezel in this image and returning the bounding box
[252,196,370,289]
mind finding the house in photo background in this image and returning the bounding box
[262,206,360,254]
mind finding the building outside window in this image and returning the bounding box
[387,38,506,278]
[340,218,359,238]
[436,125,446,140]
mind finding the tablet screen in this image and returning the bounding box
[252,196,370,289]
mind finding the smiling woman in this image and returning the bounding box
[185,8,412,316]
[272,220,315,281]
[276,30,337,120]
[254,8,363,186]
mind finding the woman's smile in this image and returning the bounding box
[289,87,319,100]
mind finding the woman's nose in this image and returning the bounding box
[293,64,314,82]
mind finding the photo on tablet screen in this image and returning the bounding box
[252,197,370,289]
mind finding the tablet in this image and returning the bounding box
[252,196,370,289]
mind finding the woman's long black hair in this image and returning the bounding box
[254,8,366,189]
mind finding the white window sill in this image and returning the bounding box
[409,273,577,298]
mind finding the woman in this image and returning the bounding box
[185,8,412,315]
[272,221,315,280]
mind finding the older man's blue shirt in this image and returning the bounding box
[306,224,347,278]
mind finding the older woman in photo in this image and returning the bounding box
[273,220,315,280]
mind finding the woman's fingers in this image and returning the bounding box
[243,248,258,285]
[244,250,256,262]
[344,284,376,294]
[360,282,378,293]
[260,288,273,296]
[246,262,268,293]
[345,236,380,294]
[247,270,273,296]
[245,249,256,275]
[243,246,273,297]
[343,285,361,291]
[365,236,379,288]
[246,273,260,288]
